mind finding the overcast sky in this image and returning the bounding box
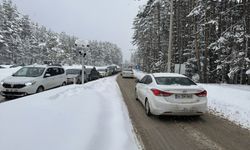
[1,0,147,61]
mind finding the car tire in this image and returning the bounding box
[145,99,152,116]
[77,79,81,84]
[36,86,44,93]
[135,89,139,101]
[62,82,66,86]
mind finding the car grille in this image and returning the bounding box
[2,91,26,96]
[2,83,26,89]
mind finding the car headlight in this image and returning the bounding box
[25,81,36,86]
[0,81,4,85]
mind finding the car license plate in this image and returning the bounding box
[6,89,18,92]
[175,94,193,99]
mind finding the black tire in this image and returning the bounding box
[36,86,44,93]
[62,82,66,86]
[145,99,152,116]
[135,89,139,101]
[77,79,81,84]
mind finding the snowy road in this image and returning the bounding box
[117,75,250,150]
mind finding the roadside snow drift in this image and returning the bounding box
[133,70,250,130]
[200,84,250,129]
[0,76,139,150]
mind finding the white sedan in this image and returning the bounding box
[121,68,134,78]
[135,73,207,116]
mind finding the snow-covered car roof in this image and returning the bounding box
[96,66,108,70]
[152,73,186,78]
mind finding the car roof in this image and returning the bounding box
[25,65,63,68]
[152,73,186,78]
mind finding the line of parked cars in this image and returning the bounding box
[0,64,121,99]
[65,65,121,84]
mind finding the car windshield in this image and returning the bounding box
[13,67,45,77]
[155,77,196,86]
[66,69,81,75]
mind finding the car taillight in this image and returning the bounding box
[195,90,207,97]
[151,89,173,97]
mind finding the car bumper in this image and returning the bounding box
[150,99,207,116]
[0,85,37,97]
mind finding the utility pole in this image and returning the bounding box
[167,0,174,73]
[75,40,88,85]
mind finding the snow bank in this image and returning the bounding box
[133,70,146,80]
[200,84,250,129]
[0,76,139,150]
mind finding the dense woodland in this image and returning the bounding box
[132,0,250,84]
[0,0,122,66]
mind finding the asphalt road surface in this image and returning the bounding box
[117,75,250,150]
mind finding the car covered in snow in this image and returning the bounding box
[0,65,67,98]
[135,73,207,116]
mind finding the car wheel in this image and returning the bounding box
[145,99,152,116]
[135,89,139,101]
[62,82,66,86]
[77,79,81,84]
[36,86,44,93]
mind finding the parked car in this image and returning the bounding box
[108,65,117,75]
[135,73,207,116]
[96,67,108,77]
[88,67,101,81]
[66,69,88,84]
[121,68,134,78]
[0,65,67,98]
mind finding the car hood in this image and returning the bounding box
[2,76,36,84]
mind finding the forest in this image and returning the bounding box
[132,0,250,84]
[0,0,123,66]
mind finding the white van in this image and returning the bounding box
[0,65,67,98]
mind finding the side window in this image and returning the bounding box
[59,68,65,75]
[45,68,53,75]
[145,76,152,84]
[140,76,148,84]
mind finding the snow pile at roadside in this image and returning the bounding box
[133,70,250,129]
[0,76,139,150]
[0,67,21,81]
[200,84,250,129]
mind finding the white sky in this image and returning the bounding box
[1,0,147,61]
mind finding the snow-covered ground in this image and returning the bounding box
[0,68,140,150]
[200,84,250,129]
[133,70,250,130]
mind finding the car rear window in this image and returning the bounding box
[123,68,132,71]
[155,77,196,86]
[66,69,81,75]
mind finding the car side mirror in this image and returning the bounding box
[44,73,51,78]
